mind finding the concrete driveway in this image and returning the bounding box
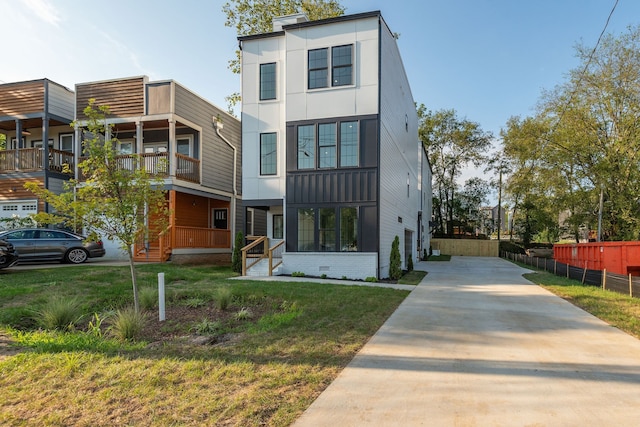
[294,256,640,426]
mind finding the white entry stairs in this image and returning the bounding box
[245,258,282,277]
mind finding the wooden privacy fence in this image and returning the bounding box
[432,238,499,257]
[502,251,640,298]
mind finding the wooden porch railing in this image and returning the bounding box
[0,148,73,173]
[135,225,231,262]
[77,152,199,183]
[241,237,284,276]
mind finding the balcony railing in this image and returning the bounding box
[77,152,200,183]
[0,148,73,174]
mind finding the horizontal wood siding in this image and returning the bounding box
[0,80,45,118]
[0,177,44,201]
[173,84,241,196]
[175,193,209,228]
[76,77,145,119]
[46,82,74,120]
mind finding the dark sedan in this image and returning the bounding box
[0,228,106,264]
[0,239,19,269]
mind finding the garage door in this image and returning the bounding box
[0,200,38,219]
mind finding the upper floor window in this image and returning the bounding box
[295,120,359,170]
[308,44,353,89]
[260,63,277,100]
[177,135,193,157]
[60,134,74,152]
[332,45,353,86]
[297,125,316,169]
[308,48,328,89]
[260,132,277,175]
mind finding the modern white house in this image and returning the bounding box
[239,10,431,279]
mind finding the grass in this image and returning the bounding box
[522,269,640,339]
[398,270,427,285]
[427,254,451,261]
[0,264,408,426]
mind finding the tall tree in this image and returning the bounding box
[26,100,169,313]
[418,105,493,237]
[222,0,345,113]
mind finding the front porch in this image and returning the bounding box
[133,190,232,262]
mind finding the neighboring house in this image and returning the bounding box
[73,76,241,263]
[239,11,431,279]
[0,79,75,223]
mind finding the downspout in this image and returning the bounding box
[213,118,238,247]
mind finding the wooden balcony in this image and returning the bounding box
[0,148,74,174]
[78,152,200,183]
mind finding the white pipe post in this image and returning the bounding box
[158,272,165,321]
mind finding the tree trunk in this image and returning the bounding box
[127,246,139,313]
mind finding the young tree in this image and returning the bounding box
[222,0,345,113]
[26,100,169,313]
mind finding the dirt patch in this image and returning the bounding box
[0,331,21,360]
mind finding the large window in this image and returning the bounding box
[319,208,336,251]
[340,121,358,167]
[295,120,359,170]
[308,48,328,89]
[297,208,315,251]
[340,207,358,251]
[318,123,336,168]
[259,63,276,100]
[332,45,353,86]
[295,207,359,252]
[297,125,315,169]
[260,133,277,175]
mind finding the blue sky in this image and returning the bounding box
[2,0,637,184]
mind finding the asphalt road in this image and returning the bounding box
[294,256,640,426]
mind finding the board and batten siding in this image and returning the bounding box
[46,81,74,120]
[0,80,45,118]
[377,19,421,278]
[173,84,241,198]
[76,76,146,119]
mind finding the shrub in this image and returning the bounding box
[321,273,327,279]
[231,231,244,273]
[407,255,414,271]
[234,307,253,321]
[139,287,158,310]
[291,271,305,277]
[191,318,221,335]
[108,307,146,341]
[35,296,83,331]
[215,288,233,311]
[365,276,378,282]
[389,236,402,280]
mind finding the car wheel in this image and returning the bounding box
[65,248,88,264]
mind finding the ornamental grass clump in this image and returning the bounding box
[35,296,83,331]
[109,307,147,341]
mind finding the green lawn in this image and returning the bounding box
[0,264,409,426]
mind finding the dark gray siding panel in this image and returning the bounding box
[173,84,241,196]
[360,205,378,252]
[286,169,377,204]
[361,118,378,168]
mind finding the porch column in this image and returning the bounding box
[14,119,22,170]
[169,190,177,248]
[42,117,49,173]
[74,125,81,179]
[135,121,143,154]
[168,119,176,177]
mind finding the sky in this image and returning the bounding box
[1,0,638,189]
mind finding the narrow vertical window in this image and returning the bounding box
[319,208,336,251]
[260,132,277,175]
[340,121,358,167]
[318,123,336,168]
[332,45,352,86]
[259,63,276,100]
[340,207,358,251]
[297,125,315,169]
[273,214,283,239]
[308,48,328,89]
[298,208,315,251]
